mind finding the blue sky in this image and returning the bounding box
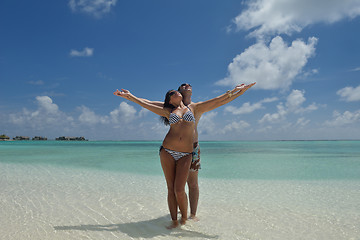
[1,0,360,141]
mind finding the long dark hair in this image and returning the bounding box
[160,90,177,126]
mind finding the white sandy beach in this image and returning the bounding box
[1,162,359,240]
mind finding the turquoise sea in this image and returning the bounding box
[1,140,360,180]
[1,140,360,239]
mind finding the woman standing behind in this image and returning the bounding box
[114,89,195,229]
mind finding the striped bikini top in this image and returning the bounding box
[169,107,195,125]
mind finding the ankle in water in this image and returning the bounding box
[166,220,179,229]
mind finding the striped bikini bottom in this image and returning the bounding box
[159,146,192,161]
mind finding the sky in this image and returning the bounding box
[1,0,360,141]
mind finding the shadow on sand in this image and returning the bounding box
[54,215,218,239]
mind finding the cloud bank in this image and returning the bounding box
[259,89,319,124]
[216,36,317,90]
[232,0,360,39]
[9,96,73,129]
[6,96,156,139]
[325,110,360,127]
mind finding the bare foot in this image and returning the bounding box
[180,217,187,225]
[166,220,179,229]
[188,214,199,222]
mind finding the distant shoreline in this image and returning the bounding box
[1,139,359,142]
[0,136,87,141]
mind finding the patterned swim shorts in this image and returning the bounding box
[190,142,201,172]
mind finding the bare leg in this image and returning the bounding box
[160,149,178,229]
[174,155,192,225]
[187,170,199,221]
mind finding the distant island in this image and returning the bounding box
[0,134,11,141]
[13,136,30,140]
[0,134,87,141]
[33,136,47,140]
[55,136,88,141]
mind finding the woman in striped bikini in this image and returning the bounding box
[114,88,196,229]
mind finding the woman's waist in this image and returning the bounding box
[162,136,194,153]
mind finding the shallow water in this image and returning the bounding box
[1,140,360,180]
[1,141,360,239]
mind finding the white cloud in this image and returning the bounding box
[302,68,319,78]
[221,120,251,134]
[110,102,137,124]
[216,36,317,90]
[5,97,156,139]
[7,96,139,134]
[261,97,279,103]
[70,47,94,57]
[296,117,310,127]
[36,96,59,114]
[259,89,319,124]
[286,89,305,112]
[285,89,319,114]
[300,103,319,113]
[78,106,109,125]
[197,112,218,135]
[259,103,287,123]
[9,96,73,129]
[75,102,143,126]
[231,0,360,39]
[8,110,27,125]
[69,0,117,18]
[225,97,278,115]
[150,122,168,132]
[225,102,262,115]
[139,108,149,118]
[337,85,360,102]
[324,110,360,126]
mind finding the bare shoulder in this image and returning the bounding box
[189,100,208,114]
[187,102,198,111]
[188,102,204,119]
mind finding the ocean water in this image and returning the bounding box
[1,141,360,239]
[1,140,359,180]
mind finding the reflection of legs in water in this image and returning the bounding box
[160,148,191,229]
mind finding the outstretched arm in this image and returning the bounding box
[193,83,255,114]
[216,82,256,107]
[113,89,168,117]
[139,98,164,107]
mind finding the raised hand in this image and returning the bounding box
[113,89,132,99]
[233,82,256,95]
